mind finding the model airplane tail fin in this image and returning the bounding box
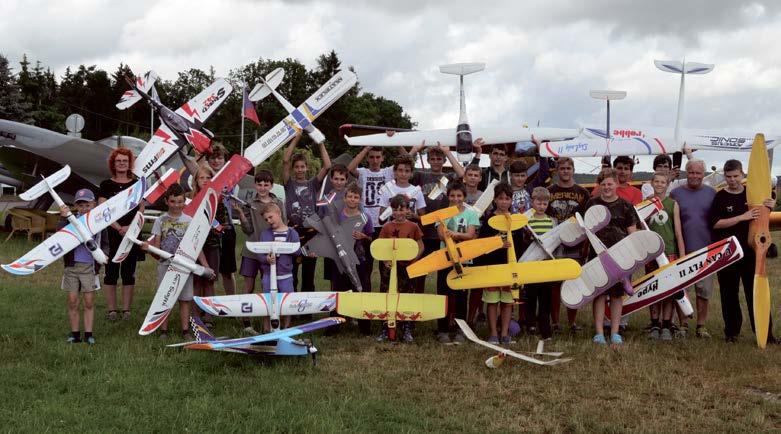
[421,206,460,226]
[112,211,144,263]
[488,213,528,232]
[654,60,714,75]
[116,71,158,110]
[19,165,71,201]
[370,238,419,261]
[248,68,285,102]
[439,63,485,76]
[190,316,217,342]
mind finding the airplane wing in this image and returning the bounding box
[243,70,357,166]
[195,292,338,317]
[174,78,232,127]
[2,178,147,275]
[560,231,664,308]
[455,319,572,366]
[183,155,253,216]
[446,259,582,289]
[406,236,504,278]
[336,293,447,321]
[519,218,576,262]
[346,126,578,148]
[139,189,219,335]
[116,71,159,110]
[188,317,345,350]
[132,124,182,179]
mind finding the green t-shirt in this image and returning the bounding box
[648,196,678,256]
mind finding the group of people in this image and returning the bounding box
[57,135,775,348]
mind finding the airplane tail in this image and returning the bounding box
[190,316,217,342]
[19,165,71,201]
[248,67,285,102]
[439,63,485,76]
[112,211,144,263]
[116,71,159,110]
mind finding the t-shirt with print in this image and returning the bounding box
[511,188,531,214]
[670,185,715,252]
[378,181,426,216]
[648,196,679,256]
[547,183,589,258]
[151,213,192,255]
[585,196,639,249]
[357,166,394,228]
[412,170,460,239]
[440,207,481,264]
[284,176,320,227]
[466,189,482,206]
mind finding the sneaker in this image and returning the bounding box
[122,310,131,321]
[66,336,81,344]
[159,330,169,340]
[569,323,583,332]
[437,332,451,344]
[725,335,738,343]
[453,332,466,345]
[376,328,389,342]
[86,336,96,345]
[402,326,414,344]
[696,327,712,339]
[593,334,607,345]
[106,311,118,321]
[661,328,672,341]
[611,334,624,345]
[487,335,500,344]
[243,327,259,336]
[649,327,660,340]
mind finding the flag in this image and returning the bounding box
[242,85,260,125]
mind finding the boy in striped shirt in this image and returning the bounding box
[522,187,558,339]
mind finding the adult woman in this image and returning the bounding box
[98,148,144,321]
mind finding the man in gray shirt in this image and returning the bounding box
[670,159,716,338]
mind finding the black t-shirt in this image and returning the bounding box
[585,196,639,249]
[710,189,750,250]
[98,177,140,227]
[548,183,590,258]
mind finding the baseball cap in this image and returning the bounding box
[74,189,95,203]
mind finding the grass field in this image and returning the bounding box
[2,232,781,433]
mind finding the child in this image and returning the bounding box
[585,169,639,346]
[331,183,374,335]
[436,182,480,344]
[256,202,301,331]
[234,169,285,335]
[377,194,423,343]
[522,187,558,340]
[191,165,228,327]
[282,133,331,293]
[463,164,483,207]
[60,189,105,344]
[476,182,519,344]
[206,144,238,297]
[145,184,214,339]
[646,171,686,341]
[320,164,350,289]
[378,155,427,221]
[509,160,531,213]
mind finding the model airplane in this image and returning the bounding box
[117,71,233,179]
[300,202,366,292]
[558,205,664,308]
[245,240,300,330]
[137,188,219,335]
[345,63,578,163]
[445,214,581,290]
[337,238,446,340]
[175,315,344,361]
[195,291,338,318]
[747,133,773,349]
[406,206,505,278]
[456,319,572,367]
[621,236,744,317]
[184,69,357,215]
[2,166,172,275]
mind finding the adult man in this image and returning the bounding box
[711,159,777,343]
[547,157,590,331]
[670,159,716,338]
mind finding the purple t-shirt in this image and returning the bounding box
[670,184,716,252]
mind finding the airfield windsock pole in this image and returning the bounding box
[654,59,714,148]
[590,90,626,167]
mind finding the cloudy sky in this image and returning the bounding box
[2,0,780,173]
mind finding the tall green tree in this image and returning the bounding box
[0,54,31,123]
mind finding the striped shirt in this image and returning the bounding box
[527,214,554,236]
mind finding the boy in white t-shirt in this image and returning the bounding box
[378,155,426,223]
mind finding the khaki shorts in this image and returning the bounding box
[157,263,194,302]
[61,263,99,293]
[482,287,514,304]
[692,275,713,300]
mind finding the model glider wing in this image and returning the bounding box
[195,292,338,317]
[132,123,181,179]
[406,236,504,278]
[174,78,232,127]
[456,319,572,366]
[187,317,345,350]
[446,259,581,289]
[347,126,577,148]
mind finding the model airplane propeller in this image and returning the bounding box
[747,133,773,349]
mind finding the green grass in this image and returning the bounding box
[2,232,781,433]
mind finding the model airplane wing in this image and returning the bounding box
[406,236,504,278]
[2,177,147,275]
[195,292,338,317]
[455,319,572,366]
[132,124,182,179]
[139,189,219,335]
[243,70,357,166]
[116,71,158,110]
[560,231,664,308]
[336,292,447,322]
[446,259,581,289]
[185,317,345,351]
[174,78,232,127]
[183,154,253,216]
[559,205,611,247]
[346,126,577,148]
